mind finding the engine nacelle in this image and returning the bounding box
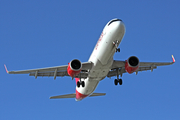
[67,59,82,77]
[125,56,139,74]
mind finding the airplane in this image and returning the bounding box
[4,18,175,101]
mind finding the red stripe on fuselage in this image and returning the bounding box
[75,78,79,84]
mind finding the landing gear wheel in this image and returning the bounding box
[114,79,118,85]
[116,48,120,52]
[82,81,85,87]
[114,68,123,86]
[77,81,80,87]
[114,79,123,86]
[77,81,85,88]
[119,79,122,85]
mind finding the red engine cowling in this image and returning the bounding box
[125,56,139,74]
[67,59,82,77]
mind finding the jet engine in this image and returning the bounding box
[125,56,139,74]
[67,59,82,77]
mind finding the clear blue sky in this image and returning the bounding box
[1,0,180,120]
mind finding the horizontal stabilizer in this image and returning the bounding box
[50,93,76,99]
[50,93,106,99]
[89,93,106,97]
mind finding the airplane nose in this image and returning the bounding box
[107,19,125,31]
[112,20,125,33]
[119,21,125,31]
[104,19,126,36]
[108,19,122,26]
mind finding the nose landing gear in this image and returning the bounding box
[113,41,120,52]
[114,79,122,85]
[116,48,120,52]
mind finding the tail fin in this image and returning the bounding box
[172,55,175,63]
[4,64,9,73]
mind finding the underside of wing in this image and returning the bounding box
[7,65,68,74]
[5,61,93,79]
[139,62,174,66]
[29,71,89,79]
[6,62,92,74]
[111,60,174,70]
[108,56,175,78]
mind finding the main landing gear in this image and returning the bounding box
[113,41,120,52]
[114,68,123,86]
[77,80,85,88]
[114,78,122,85]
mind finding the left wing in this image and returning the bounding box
[4,62,93,79]
[107,55,175,78]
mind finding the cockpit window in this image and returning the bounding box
[108,19,122,26]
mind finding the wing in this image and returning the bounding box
[4,62,93,79]
[107,55,175,78]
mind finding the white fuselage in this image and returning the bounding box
[76,19,125,100]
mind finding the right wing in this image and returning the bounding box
[4,62,93,79]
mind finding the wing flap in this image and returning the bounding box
[139,62,174,66]
[29,71,88,78]
[111,60,125,69]
[29,71,68,77]
[107,67,126,78]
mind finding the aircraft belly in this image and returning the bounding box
[88,69,109,79]
[88,56,113,80]
[75,20,126,100]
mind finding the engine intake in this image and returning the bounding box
[125,56,139,74]
[67,59,82,77]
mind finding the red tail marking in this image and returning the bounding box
[76,90,88,101]
[172,55,175,63]
[4,64,9,73]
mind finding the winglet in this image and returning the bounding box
[4,64,9,73]
[172,55,175,63]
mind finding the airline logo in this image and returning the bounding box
[95,32,104,50]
